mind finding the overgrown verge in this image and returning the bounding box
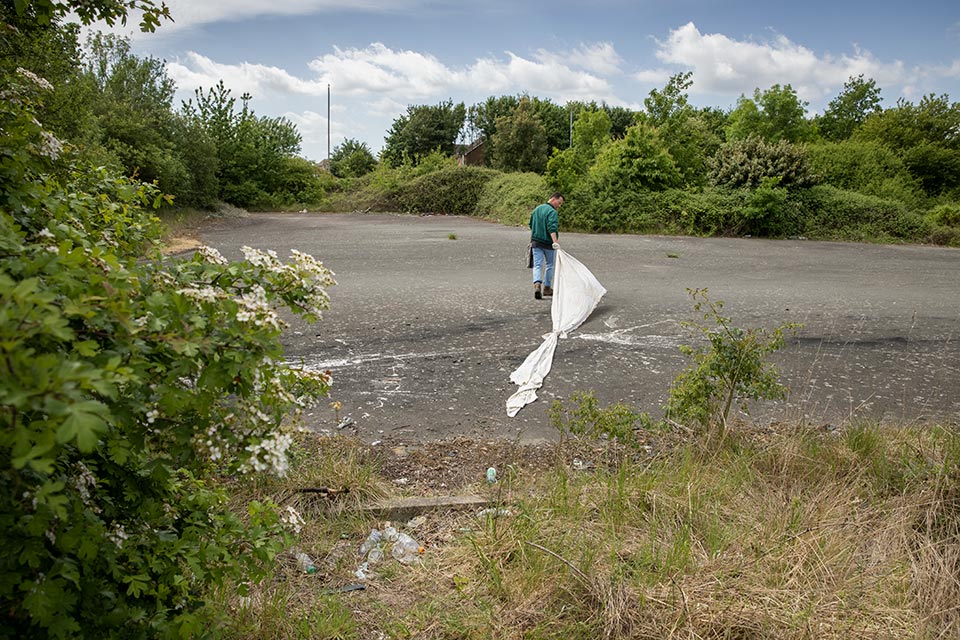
[321,160,960,246]
[214,422,960,639]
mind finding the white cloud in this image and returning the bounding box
[639,22,910,106]
[536,42,623,76]
[169,42,617,103]
[167,52,327,97]
[108,0,435,40]
[306,42,615,99]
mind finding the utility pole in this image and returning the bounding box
[327,84,331,161]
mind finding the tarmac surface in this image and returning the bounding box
[198,212,960,443]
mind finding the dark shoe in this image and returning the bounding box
[534,282,542,300]
[542,286,553,297]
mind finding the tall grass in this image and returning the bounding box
[214,424,960,639]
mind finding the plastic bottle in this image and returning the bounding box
[358,529,382,557]
[382,525,399,542]
[391,532,424,565]
[367,546,384,563]
[295,551,317,574]
[486,467,497,484]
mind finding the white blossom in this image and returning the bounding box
[38,131,63,160]
[280,506,305,535]
[241,246,282,270]
[177,286,221,303]
[242,433,293,476]
[16,67,53,92]
[196,245,228,265]
[235,284,282,329]
[107,523,129,548]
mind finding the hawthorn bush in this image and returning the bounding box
[1,69,334,638]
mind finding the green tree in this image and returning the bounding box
[7,0,171,32]
[82,33,187,196]
[816,74,882,141]
[546,108,611,193]
[586,122,681,195]
[640,72,720,187]
[565,101,636,140]
[528,96,570,152]
[490,98,549,173]
[329,138,377,178]
[464,95,520,165]
[380,99,465,167]
[855,94,960,196]
[727,84,815,143]
[184,81,311,208]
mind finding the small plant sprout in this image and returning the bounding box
[448,233,457,240]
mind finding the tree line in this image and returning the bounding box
[4,0,959,243]
[1,4,332,210]
[372,73,960,243]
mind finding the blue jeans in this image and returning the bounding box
[532,247,555,288]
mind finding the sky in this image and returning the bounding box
[85,0,960,163]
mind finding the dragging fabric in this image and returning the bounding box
[506,249,606,417]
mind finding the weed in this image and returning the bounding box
[665,288,801,431]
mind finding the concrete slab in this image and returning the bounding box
[363,495,491,521]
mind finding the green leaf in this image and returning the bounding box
[56,401,108,452]
[74,340,99,357]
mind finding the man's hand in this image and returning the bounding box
[552,243,560,250]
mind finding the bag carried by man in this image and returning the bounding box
[526,241,533,268]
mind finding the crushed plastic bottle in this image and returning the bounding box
[367,546,385,563]
[295,551,317,574]
[358,529,382,557]
[486,467,497,484]
[354,561,370,580]
[391,532,424,565]
[382,525,399,543]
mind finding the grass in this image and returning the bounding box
[214,422,960,639]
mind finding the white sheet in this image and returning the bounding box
[506,249,607,417]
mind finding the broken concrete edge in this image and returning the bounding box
[362,495,493,521]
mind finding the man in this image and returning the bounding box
[529,192,563,299]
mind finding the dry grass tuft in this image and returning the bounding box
[214,423,960,639]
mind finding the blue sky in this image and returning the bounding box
[89,0,960,162]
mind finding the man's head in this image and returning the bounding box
[548,192,564,209]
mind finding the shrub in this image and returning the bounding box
[586,123,682,197]
[797,185,933,241]
[1,69,334,637]
[397,166,497,215]
[475,171,548,226]
[807,141,925,207]
[666,289,799,430]
[929,203,960,227]
[709,136,817,189]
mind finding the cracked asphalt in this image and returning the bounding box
[197,212,960,443]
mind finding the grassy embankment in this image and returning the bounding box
[213,420,960,640]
